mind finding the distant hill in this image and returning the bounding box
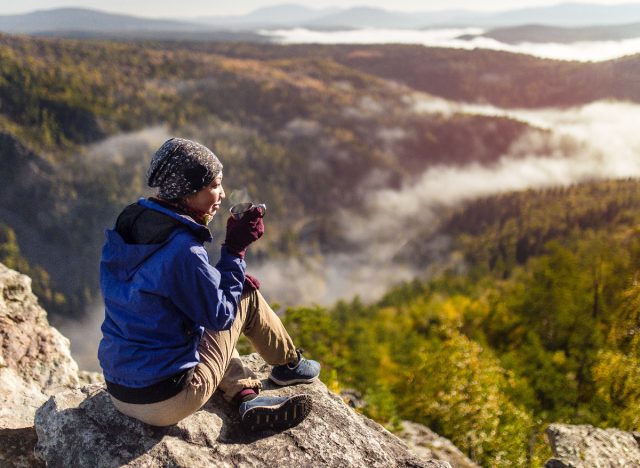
[191,43,640,108]
[484,2,640,27]
[465,22,640,44]
[303,7,422,29]
[0,7,207,34]
[201,2,640,29]
[195,4,341,27]
[5,3,640,37]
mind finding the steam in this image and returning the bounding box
[262,28,640,62]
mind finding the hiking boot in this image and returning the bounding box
[239,394,312,432]
[269,349,320,386]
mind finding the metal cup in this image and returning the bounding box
[229,202,266,220]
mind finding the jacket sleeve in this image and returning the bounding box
[169,240,245,331]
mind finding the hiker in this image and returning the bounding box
[98,137,320,431]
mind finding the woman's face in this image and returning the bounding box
[183,172,225,217]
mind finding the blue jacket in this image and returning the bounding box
[98,198,245,388]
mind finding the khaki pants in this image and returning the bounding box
[110,289,298,426]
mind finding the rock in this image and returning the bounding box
[0,263,80,467]
[545,423,640,467]
[338,389,474,468]
[0,426,41,468]
[340,388,366,410]
[35,353,450,468]
[397,421,480,468]
[78,369,105,385]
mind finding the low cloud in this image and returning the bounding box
[258,98,640,310]
[69,99,640,371]
[84,125,172,165]
[54,300,104,372]
[263,28,640,62]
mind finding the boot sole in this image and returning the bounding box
[268,375,318,386]
[241,394,312,432]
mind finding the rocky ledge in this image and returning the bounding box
[0,262,449,467]
[0,263,80,467]
[4,261,640,468]
[397,421,480,468]
[34,353,449,468]
[545,423,640,467]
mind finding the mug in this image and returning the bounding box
[229,202,266,220]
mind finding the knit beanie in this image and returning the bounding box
[146,138,223,199]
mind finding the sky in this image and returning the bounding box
[2,0,640,18]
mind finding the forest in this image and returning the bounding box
[0,33,552,317]
[280,178,640,466]
[1,32,639,466]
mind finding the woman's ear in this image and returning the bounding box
[181,194,194,209]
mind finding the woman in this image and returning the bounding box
[98,137,320,430]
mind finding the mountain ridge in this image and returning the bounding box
[0,7,209,34]
[5,3,640,36]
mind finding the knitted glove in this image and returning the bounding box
[244,274,261,291]
[223,207,264,258]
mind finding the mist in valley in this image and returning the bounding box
[263,27,640,62]
[4,6,640,464]
[56,95,640,371]
[253,100,640,303]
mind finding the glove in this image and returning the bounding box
[244,274,261,291]
[223,207,264,258]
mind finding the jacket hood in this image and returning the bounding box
[136,198,212,244]
[101,230,173,281]
[101,198,213,281]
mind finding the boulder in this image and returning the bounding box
[35,353,450,468]
[397,421,480,468]
[0,263,80,467]
[339,389,478,468]
[545,423,640,467]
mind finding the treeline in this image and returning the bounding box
[282,178,640,467]
[441,179,640,277]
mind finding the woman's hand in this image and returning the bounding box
[243,274,261,291]
[223,207,264,258]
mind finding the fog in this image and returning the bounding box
[57,98,640,371]
[252,99,640,307]
[54,300,105,372]
[83,125,172,164]
[262,28,640,62]
[55,126,172,371]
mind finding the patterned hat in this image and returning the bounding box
[146,138,223,199]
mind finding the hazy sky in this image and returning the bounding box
[2,1,640,18]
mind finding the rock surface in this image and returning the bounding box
[397,421,480,468]
[340,389,477,468]
[0,263,80,467]
[8,255,637,468]
[545,423,640,467]
[35,353,450,468]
